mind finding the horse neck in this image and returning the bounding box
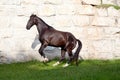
[36,19,48,36]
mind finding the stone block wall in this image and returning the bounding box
[0,0,120,63]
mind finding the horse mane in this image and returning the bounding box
[37,17,53,29]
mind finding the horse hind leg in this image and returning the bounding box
[63,49,73,67]
[68,51,73,64]
[53,49,66,66]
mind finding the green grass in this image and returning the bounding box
[0,59,120,80]
[96,4,120,10]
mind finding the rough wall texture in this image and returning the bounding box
[0,0,120,63]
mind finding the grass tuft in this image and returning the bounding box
[96,4,120,10]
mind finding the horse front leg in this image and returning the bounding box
[53,49,66,66]
[38,42,48,62]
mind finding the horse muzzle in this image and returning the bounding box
[26,26,30,30]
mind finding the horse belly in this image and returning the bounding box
[49,37,66,47]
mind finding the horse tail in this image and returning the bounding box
[73,39,82,65]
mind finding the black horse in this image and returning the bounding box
[26,14,82,66]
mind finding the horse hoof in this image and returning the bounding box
[53,61,60,66]
[62,63,69,68]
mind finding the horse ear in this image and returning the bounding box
[31,14,37,17]
[33,14,36,16]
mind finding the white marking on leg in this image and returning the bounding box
[41,56,45,62]
[43,57,49,62]
[63,63,69,67]
[53,61,60,66]
[42,56,49,62]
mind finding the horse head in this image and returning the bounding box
[26,14,38,30]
